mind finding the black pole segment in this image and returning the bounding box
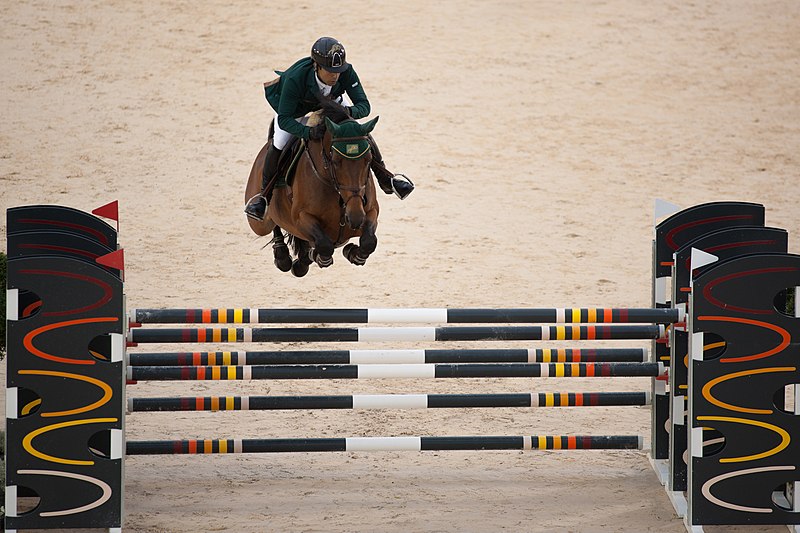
[427,394,531,408]
[259,309,369,323]
[421,436,524,450]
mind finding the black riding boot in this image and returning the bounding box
[368,135,414,200]
[244,144,282,221]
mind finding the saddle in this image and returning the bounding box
[272,136,305,189]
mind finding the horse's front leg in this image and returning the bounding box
[296,212,336,269]
[310,226,335,268]
[343,218,378,266]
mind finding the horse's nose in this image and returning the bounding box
[345,202,365,229]
[346,213,364,230]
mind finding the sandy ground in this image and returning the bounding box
[2,1,800,532]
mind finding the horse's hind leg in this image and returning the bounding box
[343,221,378,266]
[290,238,314,277]
[271,226,292,272]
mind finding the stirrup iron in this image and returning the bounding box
[390,173,414,200]
[244,194,268,221]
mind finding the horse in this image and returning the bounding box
[244,106,380,277]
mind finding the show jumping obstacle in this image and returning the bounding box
[126,435,643,455]
[129,306,679,324]
[128,391,651,412]
[6,201,800,533]
[128,347,650,365]
[126,323,665,344]
[127,361,664,381]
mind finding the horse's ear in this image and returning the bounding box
[361,116,379,135]
[325,117,339,136]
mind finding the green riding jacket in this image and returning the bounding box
[264,57,371,141]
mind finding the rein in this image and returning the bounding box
[303,134,371,243]
[304,135,370,203]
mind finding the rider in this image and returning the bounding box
[245,36,414,221]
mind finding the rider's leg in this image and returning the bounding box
[244,144,282,220]
[244,117,293,220]
[368,134,414,200]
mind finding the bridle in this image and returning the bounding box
[305,134,371,208]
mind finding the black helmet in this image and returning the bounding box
[311,37,349,73]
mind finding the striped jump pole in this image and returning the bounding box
[126,435,644,455]
[128,391,651,412]
[127,362,665,381]
[127,324,665,344]
[129,307,681,325]
[128,347,649,366]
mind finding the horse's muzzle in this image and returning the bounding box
[344,195,366,229]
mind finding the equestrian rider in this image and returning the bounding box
[244,36,414,221]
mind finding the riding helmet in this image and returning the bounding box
[311,37,349,73]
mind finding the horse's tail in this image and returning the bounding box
[285,234,302,257]
[261,227,287,251]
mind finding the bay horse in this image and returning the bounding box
[244,107,380,277]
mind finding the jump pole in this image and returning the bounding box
[129,307,681,325]
[128,347,648,366]
[127,324,665,344]
[127,361,665,381]
[128,391,651,412]
[126,435,644,455]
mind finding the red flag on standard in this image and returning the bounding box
[97,249,125,272]
[92,200,119,221]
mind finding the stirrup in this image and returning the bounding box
[390,174,414,200]
[244,194,268,221]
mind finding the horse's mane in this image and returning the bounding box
[314,93,353,125]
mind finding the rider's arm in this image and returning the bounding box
[342,68,370,120]
[276,76,314,140]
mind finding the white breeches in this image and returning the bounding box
[272,115,309,150]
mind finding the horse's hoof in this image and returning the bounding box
[343,243,368,266]
[273,245,292,272]
[291,260,309,277]
[312,250,334,268]
[274,257,292,272]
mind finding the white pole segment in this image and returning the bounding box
[346,437,422,451]
[357,364,436,379]
[352,394,428,409]
[349,349,426,364]
[357,327,436,342]
[368,308,448,323]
